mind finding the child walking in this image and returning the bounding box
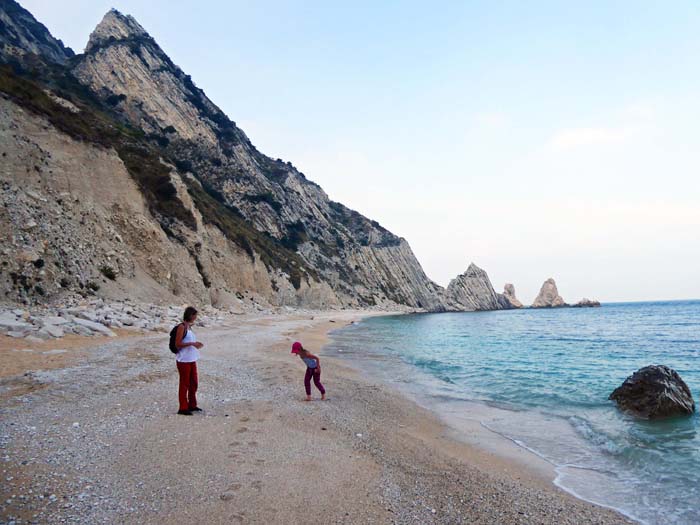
[291,341,326,401]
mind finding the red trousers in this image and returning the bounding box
[176,361,198,411]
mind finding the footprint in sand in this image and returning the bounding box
[254,459,265,465]
[251,480,263,491]
[236,427,248,433]
[229,441,242,447]
[228,453,239,459]
[239,416,250,422]
[230,514,245,522]
[247,441,258,446]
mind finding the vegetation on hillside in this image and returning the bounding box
[0,63,195,229]
[0,62,317,290]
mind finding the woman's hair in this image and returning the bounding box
[183,306,198,322]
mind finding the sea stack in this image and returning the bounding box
[531,278,567,308]
[446,263,501,311]
[500,283,523,309]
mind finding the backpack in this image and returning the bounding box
[169,323,187,354]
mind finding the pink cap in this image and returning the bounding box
[291,342,303,354]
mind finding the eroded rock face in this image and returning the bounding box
[0,96,339,308]
[573,298,601,308]
[532,278,567,308]
[609,365,695,419]
[0,4,512,313]
[446,263,501,311]
[85,9,148,51]
[500,283,523,309]
[0,0,74,65]
[68,9,447,311]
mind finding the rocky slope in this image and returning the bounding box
[532,278,567,308]
[0,2,514,313]
[68,9,448,310]
[0,0,73,65]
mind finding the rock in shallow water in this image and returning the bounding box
[609,365,695,419]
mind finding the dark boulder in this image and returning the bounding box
[609,365,695,419]
[572,298,601,307]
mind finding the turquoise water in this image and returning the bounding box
[325,301,700,524]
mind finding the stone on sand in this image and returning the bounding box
[72,318,117,337]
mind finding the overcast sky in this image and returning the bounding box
[22,0,700,302]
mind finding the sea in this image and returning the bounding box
[324,300,700,524]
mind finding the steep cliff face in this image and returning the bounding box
[1,4,518,312]
[0,0,73,65]
[69,9,445,310]
[0,88,342,307]
[532,278,567,308]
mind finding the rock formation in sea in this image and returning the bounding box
[445,263,502,311]
[572,298,601,308]
[531,278,567,308]
[499,283,523,309]
[609,365,695,419]
[1,3,478,311]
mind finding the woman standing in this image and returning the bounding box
[174,306,204,415]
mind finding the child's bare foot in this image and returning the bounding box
[305,395,312,402]
[321,394,327,400]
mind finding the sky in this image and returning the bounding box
[22,0,700,302]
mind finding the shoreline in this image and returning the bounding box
[0,309,631,523]
[322,313,639,523]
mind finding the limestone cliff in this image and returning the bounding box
[0,94,343,308]
[67,9,446,310]
[0,4,447,309]
[0,0,73,65]
[532,278,567,308]
[0,3,517,313]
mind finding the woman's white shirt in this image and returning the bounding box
[176,326,199,363]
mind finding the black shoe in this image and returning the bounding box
[177,409,193,416]
[190,407,203,412]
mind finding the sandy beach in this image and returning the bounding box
[0,311,632,524]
